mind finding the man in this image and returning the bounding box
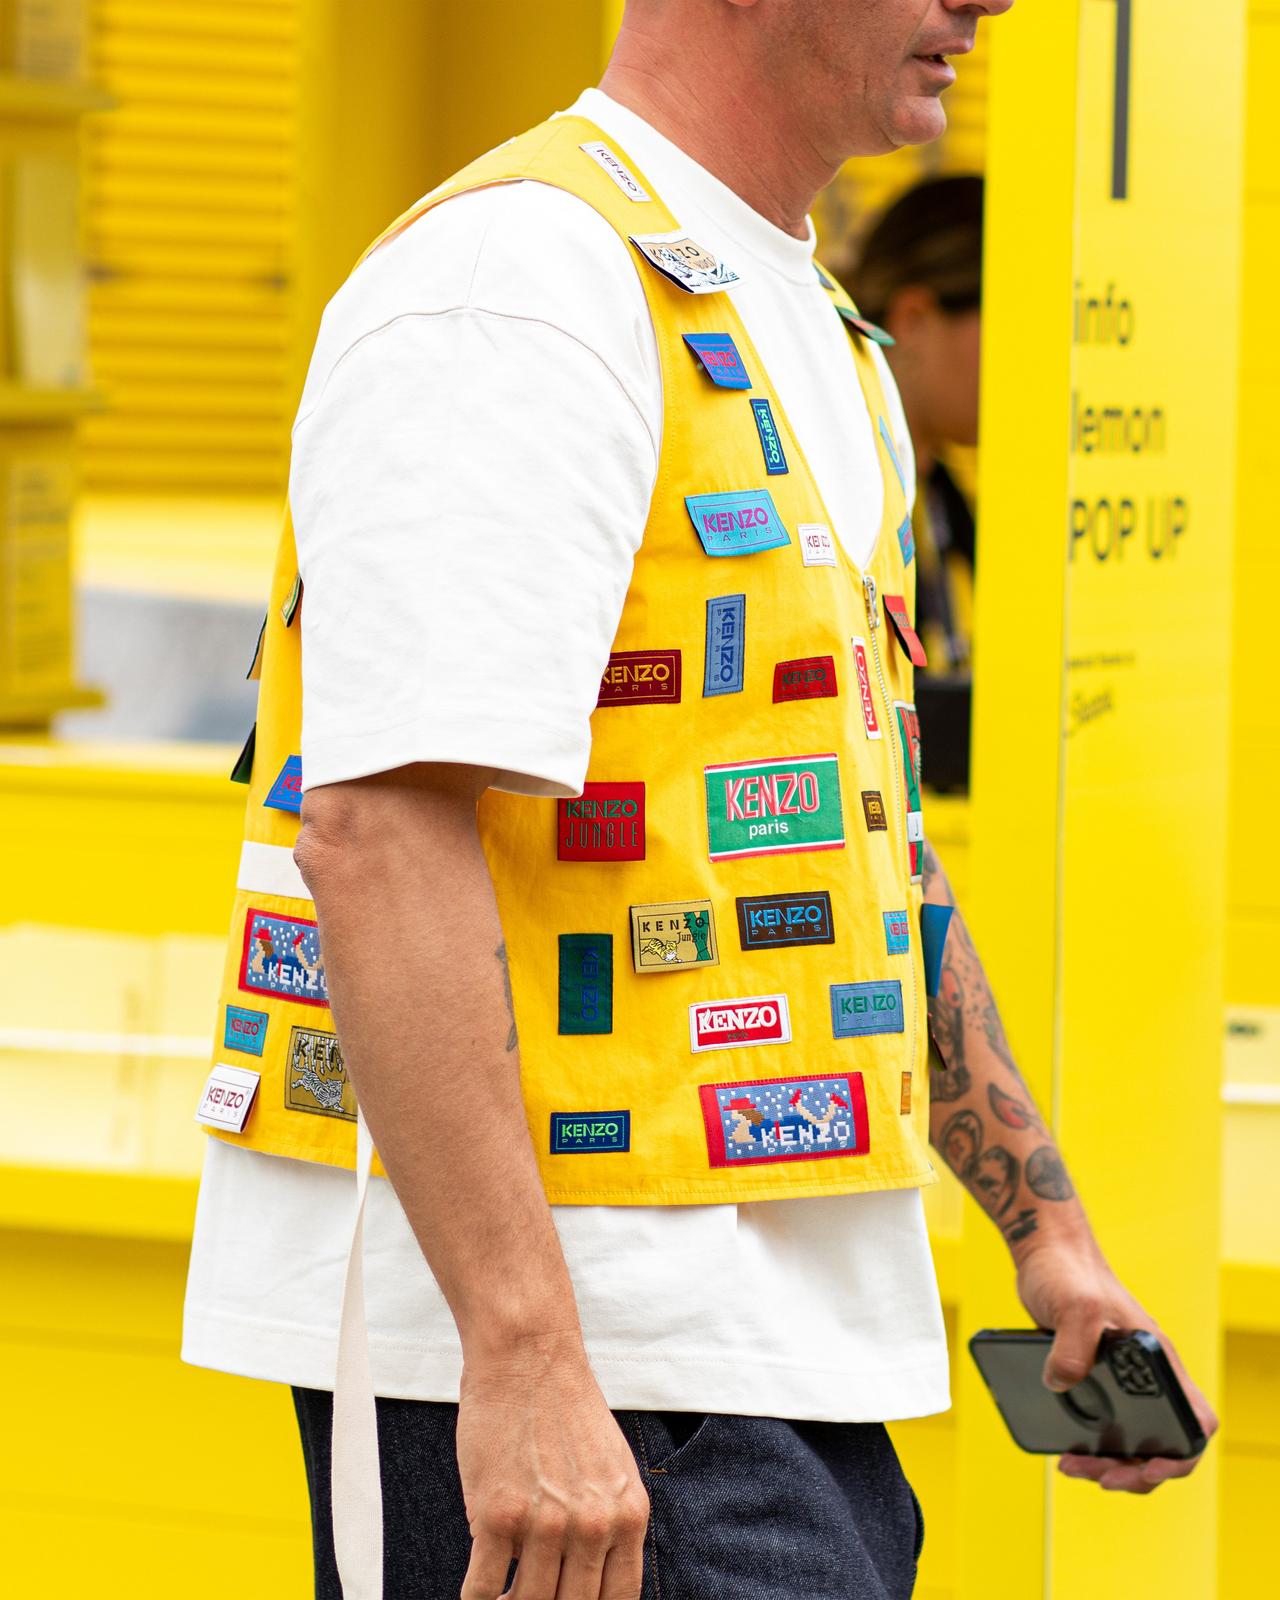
[182,4,1217,1599]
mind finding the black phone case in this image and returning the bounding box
[968,1329,1207,1459]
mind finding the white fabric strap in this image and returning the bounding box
[332,1109,384,1599]
[238,839,310,900]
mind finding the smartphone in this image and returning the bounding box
[968,1328,1207,1459]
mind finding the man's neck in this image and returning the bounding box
[598,52,836,239]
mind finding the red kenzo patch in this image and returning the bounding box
[883,594,928,668]
[557,782,646,862]
[772,655,837,703]
[597,650,682,708]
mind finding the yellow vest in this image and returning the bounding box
[201,115,937,1207]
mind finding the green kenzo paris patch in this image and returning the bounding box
[704,753,846,862]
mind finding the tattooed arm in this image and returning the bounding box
[921,840,1217,1491]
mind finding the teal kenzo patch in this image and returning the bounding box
[750,399,788,475]
[558,933,613,1034]
[550,1111,631,1153]
[830,979,905,1038]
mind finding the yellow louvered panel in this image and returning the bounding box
[82,0,302,493]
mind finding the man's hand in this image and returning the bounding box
[458,1338,649,1600]
[1015,1233,1219,1493]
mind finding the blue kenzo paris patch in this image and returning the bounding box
[264,754,303,814]
[550,1111,631,1153]
[686,490,790,557]
[830,979,904,1038]
[683,332,751,389]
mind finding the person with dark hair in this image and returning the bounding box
[849,176,983,746]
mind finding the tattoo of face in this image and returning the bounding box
[973,1146,1020,1219]
[1002,1208,1039,1244]
[929,1057,971,1101]
[941,1109,983,1179]
[988,1083,1045,1133]
[1026,1145,1075,1201]
[495,941,518,1052]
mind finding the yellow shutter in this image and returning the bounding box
[81,0,302,492]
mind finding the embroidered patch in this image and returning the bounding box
[851,637,882,739]
[705,753,844,862]
[194,1063,260,1133]
[884,910,911,956]
[281,572,302,627]
[629,231,741,294]
[286,1026,355,1120]
[704,594,745,696]
[896,514,915,567]
[264,754,303,815]
[773,655,837,703]
[700,1072,869,1167]
[879,416,907,494]
[685,489,790,558]
[630,900,718,973]
[239,910,328,1007]
[894,701,924,879]
[799,523,837,567]
[862,790,888,831]
[830,979,905,1038]
[883,594,928,668]
[736,890,834,951]
[598,649,681,707]
[920,904,954,998]
[900,1071,913,1115]
[750,398,789,474]
[223,1005,267,1057]
[690,994,791,1053]
[579,141,651,202]
[557,783,645,862]
[558,934,613,1034]
[838,304,896,346]
[683,332,751,389]
[550,1110,631,1153]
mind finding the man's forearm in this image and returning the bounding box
[296,766,584,1364]
[921,840,1089,1256]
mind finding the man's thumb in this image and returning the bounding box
[1043,1317,1101,1393]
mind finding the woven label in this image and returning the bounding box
[683,332,751,389]
[195,1063,260,1133]
[550,1110,631,1153]
[239,910,328,1007]
[558,934,613,1034]
[700,1072,869,1167]
[736,890,834,951]
[705,753,845,861]
[598,649,681,707]
[704,594,745,696]
[830,979,905,1038]
[557,784,645,862]
[631,900,718,973]
[750,398,789,474]
[690,993,791,1053]
[579,142,650,201]
[686,489,790,558]
[773,655,837,703]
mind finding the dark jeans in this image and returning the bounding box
[293,1388,924,1599]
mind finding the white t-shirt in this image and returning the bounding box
[182,89,950,1424]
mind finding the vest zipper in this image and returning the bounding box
[862,572,921,1091]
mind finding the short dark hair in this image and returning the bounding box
[848,175,984,326]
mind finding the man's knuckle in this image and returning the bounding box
[533,1505,569,1543]
[572,1507,612,1545]
[482,1495,529,1541]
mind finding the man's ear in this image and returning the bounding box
[884,284,941,347]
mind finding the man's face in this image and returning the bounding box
[772,0,1013,159]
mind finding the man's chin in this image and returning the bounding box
[886,96,949,150]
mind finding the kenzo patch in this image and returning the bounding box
[773,655,837,703]
[239,910,328,1007]
[598,649,681,707]
[830,979,904,1038]
[799,523,837,567]
[629,231,740,294]
[689,993,791,1053]
[861,790,888,831]
[704,753,845,862]
[223,1004,267,1057]
[558,934,613,1034]
[630,900,718,973]
[550,1110,631,1153]
[883,594,928,668]
[557,783,645,862]
[579,142,651,202]
[285,1025,354,1120]
[750,398,788,474]
[851,638,882,738]
[736,890,834,951]
[685,489,790,558]
[264,754,303,815]
[883,910,910,955]
[683,332,751,389]
[896,514,915,567]
[700,1072,869,1167]
[704,594,745,696]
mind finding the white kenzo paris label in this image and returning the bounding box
[690,994,792,1053]
[195,1063,261,1133]
[579,142,651,202]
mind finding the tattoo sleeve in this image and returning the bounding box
[922,840,1081,1253]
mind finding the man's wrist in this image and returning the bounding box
[1005,1200,1100,1268]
